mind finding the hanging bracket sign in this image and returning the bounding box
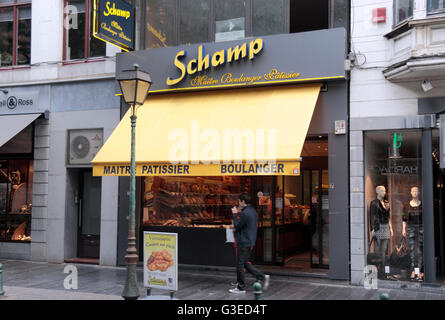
[93,0,135,51]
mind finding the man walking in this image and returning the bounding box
[229,193,270,294]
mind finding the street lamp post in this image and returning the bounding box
[117,64,152,300]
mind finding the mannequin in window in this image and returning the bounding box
[10,170,27,213]
[370,186,393,274]
[402,186,423,281]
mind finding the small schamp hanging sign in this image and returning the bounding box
[93,0,135,51]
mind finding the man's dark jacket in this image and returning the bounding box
[233,205,258,248]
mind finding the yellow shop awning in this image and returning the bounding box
[92,83,321,176]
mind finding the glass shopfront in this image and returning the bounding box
[365,130,423,282]
[140,137,329,270]
[0,123,34,242]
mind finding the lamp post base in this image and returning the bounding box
[122,255,139,300]
[122,236,140,300]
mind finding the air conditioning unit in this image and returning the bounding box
[68,129,103,165]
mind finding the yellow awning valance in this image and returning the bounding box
[92,83,320,176]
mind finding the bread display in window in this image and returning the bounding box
[142,176,250,228]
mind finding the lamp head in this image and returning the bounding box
[117,64,152,106]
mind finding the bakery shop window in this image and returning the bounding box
[142,176,251,228]
[0,159,33,242]
[365,130,423,282]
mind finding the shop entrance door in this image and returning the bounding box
[254,176,284,265]
[308,169,329,268]
[77,169,101,259]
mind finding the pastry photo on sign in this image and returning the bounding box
[147,249,174,272]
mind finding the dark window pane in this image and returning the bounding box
[145,0,175,48]
[17,6,31,65]
[0,8,13,67]
[252,0,285,36]
[66,0,86,60]
[89,2,106,57]
[396,0,413,24]
[215,0,245,42]
[290,0,329,33]
[429,0,445,11]
[180,0,209,45]
[0,0,13,4]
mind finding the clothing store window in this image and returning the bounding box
[0,123,33,242]
[64,0,106,61]
[365,130,423,282]
[394,0,413,26]
[428,0,445,13]
[0,0,31,67]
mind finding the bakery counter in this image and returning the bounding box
[140,225,236,267]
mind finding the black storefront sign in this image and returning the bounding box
[93,0,135,51]
[116,28,347,93]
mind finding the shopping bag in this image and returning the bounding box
[389,236,411,269]
[225,227,235,243]
[366,237,383,266]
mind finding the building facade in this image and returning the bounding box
[0,0,121,265]
[95,0,352,281]
[350,0,445,285]
[1,0,355,282]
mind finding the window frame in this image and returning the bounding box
[393,0,414,28]
[427,0,445,14]
[63,0,106,63]
[0,0,32,68]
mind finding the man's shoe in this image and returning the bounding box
[229,287,246,294]
[263,275,270,290]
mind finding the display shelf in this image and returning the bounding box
[157,200,237,208]
[158,176,240,186]
[159,188,241,197]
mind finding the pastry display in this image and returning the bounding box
[142,176,251,228]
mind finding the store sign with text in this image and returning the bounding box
[144,231,178,292]
[93,0,135,51]
[116,28,347,93]
[93,161,301,177]
[0,92,40,115]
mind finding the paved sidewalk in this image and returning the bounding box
[0,286,121,300]
[1,259,445,300]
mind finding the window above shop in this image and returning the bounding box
[0,0,31,68]
[289,0,329,34]
[144,0,288,49]
[428,0,445,14]
[394,0,414,26]
[63,0,106,61]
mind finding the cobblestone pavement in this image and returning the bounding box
[1,259,445,300]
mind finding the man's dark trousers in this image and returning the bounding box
[237,246,265,290]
